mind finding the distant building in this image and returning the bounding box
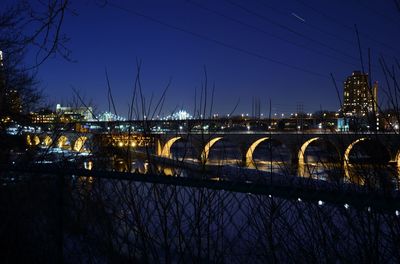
[56,104,94,122]
[97,111,126,121]
[5,89,22,115]
[0,51,22,120]
[342,71,377,117]
[30,109,57,123]
[165,110,192,120]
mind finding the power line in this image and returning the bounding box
[187,1,359,68]
[352,0,400,26]
[256,0,357,48]
[293,0,400,55]
[394,0,400,13]
[224,0,359,62]
[106,2,330,79]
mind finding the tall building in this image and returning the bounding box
[5,89,22,114]
[0,51,22,119]
[30,109,57,123]
[342,71,377,117]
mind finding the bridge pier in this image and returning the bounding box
[290,148,300,177]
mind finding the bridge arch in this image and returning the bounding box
[395,150,400,182]
[73,136,88,152]
[396,150,400,171]
[160,136,181,158]
[57,135,70,149]
[245,137,269,167]
[344,137,391,185]
[298,137,320,167]
[42,135,52,147]
[200,137,223,164]
[343,137,368,182]
[298,137,340,178]
[27,134,40,146]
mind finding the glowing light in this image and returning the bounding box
[344,138,367,181]
[57,135,69,149]
[298,137,320,177]
[27,135,32,146]
[73,136,88,152]
[201,137,223,163]
[245,137,269,167]
[43,136,52,147]
[97,111,126,121]
[161,137,181,158]
[84,161,93,170]
[165,110,192,120]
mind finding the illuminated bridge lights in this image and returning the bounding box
[26,134,40,146]
[100,134,155,148]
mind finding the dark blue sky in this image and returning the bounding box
[30,0,400,117]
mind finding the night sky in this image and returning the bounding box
[28,0,400,117]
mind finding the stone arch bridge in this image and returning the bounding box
[27,131,400,181]
[156,132,400,181]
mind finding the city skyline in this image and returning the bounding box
[18,0,400,116]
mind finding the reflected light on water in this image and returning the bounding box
[84,161,93,170]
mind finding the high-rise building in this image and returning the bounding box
[5,89,22,114]
[0,51,22,119]
[342,71,377,117]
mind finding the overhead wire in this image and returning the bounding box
[256,0,356,47]
[223,0,359,62]
[187,0,359,68]
[293,0,400,55]
[106,2,330,79]
[352,0,400,26]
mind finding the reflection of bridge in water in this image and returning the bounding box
[27,131,400,185]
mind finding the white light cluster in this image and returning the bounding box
[97,111,126,121]
[165,110,193,120]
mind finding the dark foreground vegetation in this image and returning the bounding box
[0,167,399,263]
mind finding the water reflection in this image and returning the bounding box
[84,161,93,170]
